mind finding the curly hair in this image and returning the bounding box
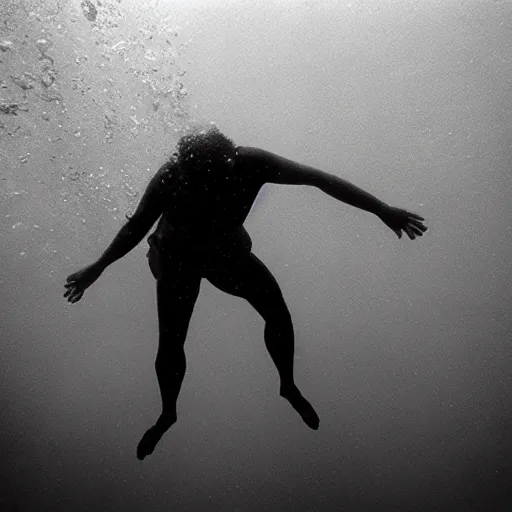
[176,125,237,172]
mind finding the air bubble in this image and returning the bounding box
[81,0,98,22]
[12,73,37,91]
[0,41,13,51]
[144,49,158,61]
[36,38,52,54]
[111,41,127,51]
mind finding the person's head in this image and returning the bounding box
[175,124,236,182]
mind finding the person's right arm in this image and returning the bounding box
[239,146,427,240]
[64,163,171,304]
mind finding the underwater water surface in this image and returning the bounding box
[1,0,511,510]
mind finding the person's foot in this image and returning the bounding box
[137,425,163,460]
[280,385,320,430]
[136,414,176,460]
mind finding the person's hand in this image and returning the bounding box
[378,206,427,240]
[64,263,104,303]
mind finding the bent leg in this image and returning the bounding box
[138,264,202,460]
[205,252,319,430]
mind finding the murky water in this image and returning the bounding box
[1,1,511,510]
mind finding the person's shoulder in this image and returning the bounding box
[235,146,270,174]
[236,146,276,184]
[237,146,282,168]
[160,154,179,173]
[155,155,179,186]
[236,146,264,162]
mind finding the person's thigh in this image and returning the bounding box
[153,252,202,339]
[205,252,289,321]
[147,239,201,282]
[156,274,201,341]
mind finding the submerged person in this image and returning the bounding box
[64,125,427,460]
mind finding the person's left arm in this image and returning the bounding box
[64,164,169,303]
[239,147,427,240]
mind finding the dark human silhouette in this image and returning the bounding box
[64,126,427,460]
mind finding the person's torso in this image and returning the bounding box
[148,150,264,253]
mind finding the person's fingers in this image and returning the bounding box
[408,212,424,221]
[64,282,74,289]
[409,219,427,231]
[413,224,427,233]
[65,283,85,302]
[409,224,423,237]
[69,291,81,303]
[404,226,415,240]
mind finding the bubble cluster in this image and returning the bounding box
[0,0,192,261]
[81,0,98,23]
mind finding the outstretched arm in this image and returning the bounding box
[240,147,427,240]
[64,164,169,303]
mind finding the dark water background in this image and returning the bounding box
[1,0,511,510]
